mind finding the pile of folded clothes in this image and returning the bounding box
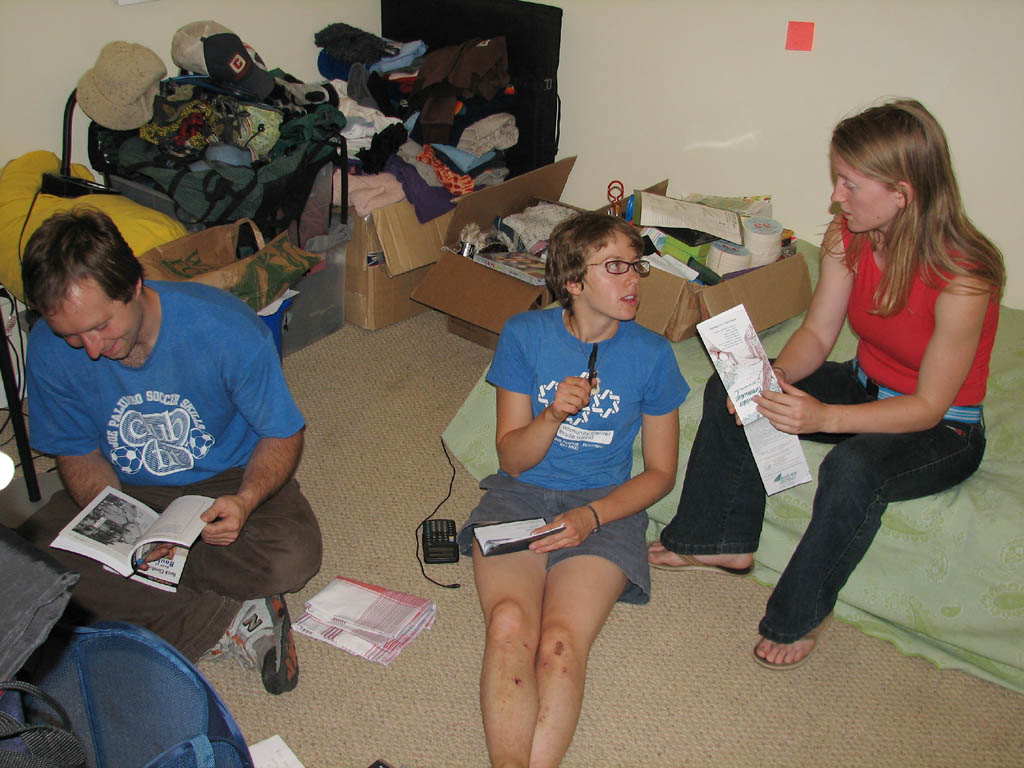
[316,22,523,223]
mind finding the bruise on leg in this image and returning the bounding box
[553,640,564,655]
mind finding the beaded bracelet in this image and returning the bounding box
[584,503,601,534]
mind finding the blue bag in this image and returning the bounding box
[25,622,253,768]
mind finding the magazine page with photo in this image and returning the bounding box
[51,486,213,591]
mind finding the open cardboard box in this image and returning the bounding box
[345,157,577,331]
[413,168,812,347]
[344,196,452,330]
[344,206,440,330]
[636,248,812,341]
[407,163,811,347]
[410,156,577,347]
[632,186,812,340]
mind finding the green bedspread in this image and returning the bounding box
[443,241,1024,694]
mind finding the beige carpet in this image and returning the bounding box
[5,309,1024,767]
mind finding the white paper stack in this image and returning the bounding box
[293,576,436,666]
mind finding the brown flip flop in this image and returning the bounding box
[752,612,834,671]
[649,551,753,577]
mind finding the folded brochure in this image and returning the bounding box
[695,303,811,495]
[474,518,565,556]
[50,486,212,592]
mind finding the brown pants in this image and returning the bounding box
[17,468,323,662]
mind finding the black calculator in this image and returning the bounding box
[422,518,459,564]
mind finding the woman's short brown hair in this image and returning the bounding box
[545,213,642,310]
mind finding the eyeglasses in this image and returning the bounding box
[587,259,651,275]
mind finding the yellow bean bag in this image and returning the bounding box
[0,150,188,303]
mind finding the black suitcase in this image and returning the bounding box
[381,0,562,178]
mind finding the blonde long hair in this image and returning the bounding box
[823,99,1005,315]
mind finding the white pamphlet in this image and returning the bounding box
[249,734,306,768]
[696,304,811,495]
[474,518,566,556]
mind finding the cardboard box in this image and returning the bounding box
[344,210,434,330]
[344,157,576,331]
[632,185,811,340]
[411,166,811,346]
[635,249,811,341]
[410,156,578,345]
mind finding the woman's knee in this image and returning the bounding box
[535,623,584,677]
[817,441,879,497]
[703,372,727,405]
[486,598,539,651]
[812,442,887,532]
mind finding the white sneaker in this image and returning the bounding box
[201,594,298,693]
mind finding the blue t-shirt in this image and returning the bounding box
[487,308,689,490]
[27,281,305,486]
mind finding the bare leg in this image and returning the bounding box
[473,543,548,768]
[529,555,627,768]
[647,541,753,570]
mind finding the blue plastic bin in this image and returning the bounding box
[260,297,293,358]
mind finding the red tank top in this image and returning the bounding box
[844,221,998,405]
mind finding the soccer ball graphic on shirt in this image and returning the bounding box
[110,445,144,474]
[187,428,216,458]
[110,407,217,476]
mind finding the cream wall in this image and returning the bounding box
[2,0,1021,307]
[554,0,1024,309]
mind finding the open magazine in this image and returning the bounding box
[50,486,213,592]
[696,304,812,495]
[474,518,566,556]
[472,251,547,286]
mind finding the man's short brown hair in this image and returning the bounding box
[21,208,143,315]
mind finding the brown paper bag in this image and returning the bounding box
[137,219,321,311]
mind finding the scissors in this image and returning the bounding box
[607,180,624,216]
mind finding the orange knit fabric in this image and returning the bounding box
[416,144,475,196]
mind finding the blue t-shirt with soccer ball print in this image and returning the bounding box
[27,281,304,486]
[487,307,689,491]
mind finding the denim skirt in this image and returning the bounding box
[457,473,651,604]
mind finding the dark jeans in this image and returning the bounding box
[660,361,986,644]
[17,468,322,661]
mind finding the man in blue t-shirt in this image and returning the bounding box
[18,209,322,695]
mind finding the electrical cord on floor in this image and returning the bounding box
[415,436,461,590]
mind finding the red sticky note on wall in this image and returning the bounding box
[786,21,815,51]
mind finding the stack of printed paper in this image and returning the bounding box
[293,576,436,666]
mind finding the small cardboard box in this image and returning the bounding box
[344,157,577,331]
[632,185,812,340]
[410,157,578,348]
[635,250,811,341]
[344,209,437,330]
